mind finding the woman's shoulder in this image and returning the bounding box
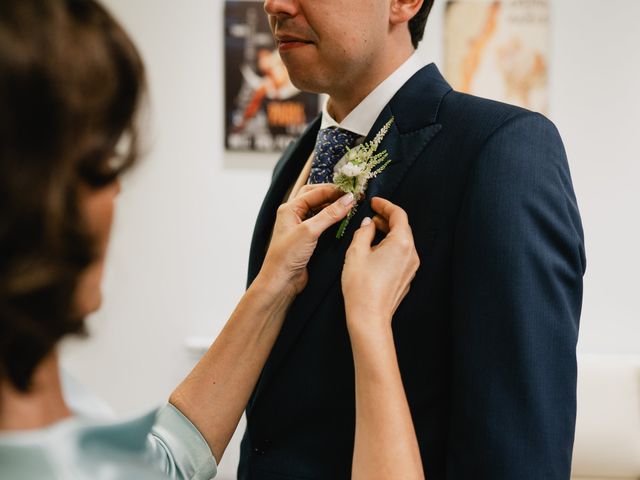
[0,410,167,480]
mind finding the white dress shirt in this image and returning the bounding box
[320,51,427,137]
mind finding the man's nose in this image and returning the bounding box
[264,0,298,18]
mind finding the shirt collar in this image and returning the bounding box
[320,51,426,137]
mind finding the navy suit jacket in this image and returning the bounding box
[238,64,585,480]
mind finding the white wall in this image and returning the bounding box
[61,1,640,478]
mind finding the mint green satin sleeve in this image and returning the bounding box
[0,404,217,479]
[148,403,218,480]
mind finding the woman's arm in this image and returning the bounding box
[348,322,423,480]
[167,272,293,463]
[169,185,355,462]
[342,198,424,480]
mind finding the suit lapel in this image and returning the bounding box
[252,65,452,395]
[342,106,443,232]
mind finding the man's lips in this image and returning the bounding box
[276,35,314,51]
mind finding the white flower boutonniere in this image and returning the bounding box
[333,117,394,239]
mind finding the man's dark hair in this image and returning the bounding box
[409,0,435,48]
[0,0,145,392]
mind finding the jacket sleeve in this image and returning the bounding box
[447,112,586,479]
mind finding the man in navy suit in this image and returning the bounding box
[239,0,586,478]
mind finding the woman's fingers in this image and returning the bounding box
[303,192,355,237]
[293,183,331,198]
[371,197,409,231]
[349,216,376,250]
[372,215,390,234]
[290,184,345,219]
[287,193,411,243]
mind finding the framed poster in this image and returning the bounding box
[444,0,550,114]
[224,1,319,152]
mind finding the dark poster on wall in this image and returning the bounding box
[224,1,319,152]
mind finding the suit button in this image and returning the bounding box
[253,447,264,456]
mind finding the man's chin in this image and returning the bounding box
[287,71,326,95]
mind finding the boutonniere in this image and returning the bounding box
[333,117,394,239]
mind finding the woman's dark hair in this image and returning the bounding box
[0,0,144,391]
[409,0,435,49]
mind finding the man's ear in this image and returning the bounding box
[389,0,424,25]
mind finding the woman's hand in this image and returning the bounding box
[342,197,420,332]
[259,184,355,298]
[172,185,354,461]
[343,198,425,480]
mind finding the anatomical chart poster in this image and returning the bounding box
[224,1,319,152]
[444,0,550,114]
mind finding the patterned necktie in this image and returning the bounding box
[308,127,360,184]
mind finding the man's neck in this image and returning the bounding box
[0,350,72,431]
[327,46,416,123]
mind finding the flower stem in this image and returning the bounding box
[336,206,357,239]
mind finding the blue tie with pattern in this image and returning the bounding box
[308,127,360,184]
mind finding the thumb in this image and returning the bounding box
[304,192,354,237]
[350,216,376,249]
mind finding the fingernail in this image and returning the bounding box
[361,217,372,227]
[340,192,354,206]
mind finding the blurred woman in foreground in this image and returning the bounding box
[0,1,423,479]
